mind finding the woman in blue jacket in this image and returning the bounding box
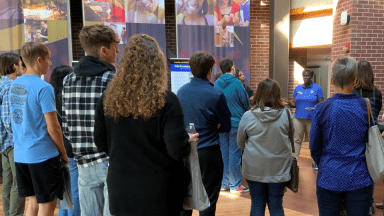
[310,57,374,216]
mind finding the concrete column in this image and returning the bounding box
[269,0,290,98]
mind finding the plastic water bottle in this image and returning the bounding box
[186,123,197,147]
[186,123,196,134]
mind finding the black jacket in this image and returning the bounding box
[94,91,190,215]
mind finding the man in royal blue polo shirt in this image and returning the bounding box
[285,69,324,170]
[178,51,231,216]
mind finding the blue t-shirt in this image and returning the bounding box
[9,75,59,163]
[240,1,250,25]
[293,82,324,119]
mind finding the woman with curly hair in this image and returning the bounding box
[94,34,198,216]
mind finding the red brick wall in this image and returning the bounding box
[350,0,384,94]
[165,0,177,58]
[332,0,384,119]
[330,0,353,96]
[288,60,295,115]
[164,0,176,90]
[249,0,270,91]
[70,0,85,60]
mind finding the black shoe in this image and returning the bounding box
[368,206,375,215]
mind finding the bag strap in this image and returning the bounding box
[285,108,295,154]
[365,98,375,126]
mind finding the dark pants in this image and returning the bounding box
[317,185,372,216]
[246,180,286,216]
[180,145,223,216]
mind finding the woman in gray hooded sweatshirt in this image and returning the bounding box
[238,78,293,216]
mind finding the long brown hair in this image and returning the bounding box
[103,34,166,121]
[250,78,285,111]
[354,60,374,90]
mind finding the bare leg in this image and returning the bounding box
[38,197,57,216]
[25,196,38,216]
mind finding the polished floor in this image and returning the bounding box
[0,143,383,216]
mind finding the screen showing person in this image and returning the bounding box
[215,25,233,47]
[126,0,165,24]
[176,0,214,25]
[38,21,48,43]
[214,0,241,26]
[105,22,126,44]
[109,0,125,22]
[239,0,249,27]
[25,24,36,42]
[121,27,127,44]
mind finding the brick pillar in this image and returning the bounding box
[70,0,85,60]
[331,0,353,96]
[351,0,384,120]
[165,0,176,90]
[332,0,384,119]
[165,0,177,58]
[250,0,270,91]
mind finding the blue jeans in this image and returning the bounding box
[78,160,112,216]
[317,185,372,216]
[220,127,242,190]
[247,180,285,216]
[59,158,81,216]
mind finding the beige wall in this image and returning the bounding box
[290,16,333,47]
[291,0,333,10]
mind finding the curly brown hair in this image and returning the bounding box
[103,34,166,121]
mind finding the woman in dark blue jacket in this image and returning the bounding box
[310,57,374,216]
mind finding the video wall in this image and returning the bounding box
[176,0,251,86]
[0,0,71,82]
[83,0,167,64]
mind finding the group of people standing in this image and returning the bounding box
[0,22,382,216]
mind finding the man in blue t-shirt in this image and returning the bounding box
[285,69,324,170]
[9,42,68,215]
